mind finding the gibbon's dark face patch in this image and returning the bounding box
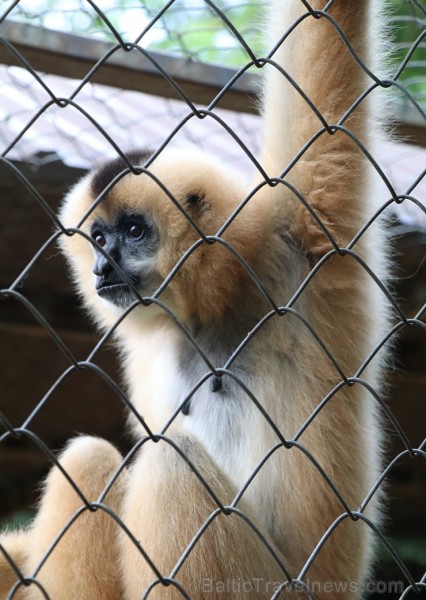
[90,210,160,308]
[91,149,153,199]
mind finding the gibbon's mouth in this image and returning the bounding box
[96,281,137,308]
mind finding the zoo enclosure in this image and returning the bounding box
[0,1,425,599]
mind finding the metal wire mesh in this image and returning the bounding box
[0,0,425,599]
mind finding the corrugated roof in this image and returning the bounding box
[0,64,425,227]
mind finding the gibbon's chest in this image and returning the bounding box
[124,329,266,479]
[125,327,294,532]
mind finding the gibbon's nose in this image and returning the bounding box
[93,254,112,277]
[92,243,121,278]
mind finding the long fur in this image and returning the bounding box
[1,1,391,598]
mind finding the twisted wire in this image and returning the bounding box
[0,1,425,599]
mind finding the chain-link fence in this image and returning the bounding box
[0,1,425,599]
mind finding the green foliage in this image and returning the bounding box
[378,535,426,565]
[388,0,426,106]
[147,1,261,66]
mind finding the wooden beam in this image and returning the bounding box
[0,20,258,113]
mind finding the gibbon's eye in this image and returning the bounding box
[92,231,106,247]
[127,223,145,240]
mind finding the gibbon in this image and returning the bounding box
[0,1,391,599]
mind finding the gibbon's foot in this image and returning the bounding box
[0,529,29,600]
[20,436,127,600]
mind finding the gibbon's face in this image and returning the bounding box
[89,209,160,309]
[59,148,252,326]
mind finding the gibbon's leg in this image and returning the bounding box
[20,437,127,600]
[119,433,297,600]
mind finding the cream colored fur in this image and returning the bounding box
[1,1,391,598]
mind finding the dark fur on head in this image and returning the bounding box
[91,150,153,199]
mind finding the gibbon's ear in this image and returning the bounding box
[183,192,209,219]
[185,192,205,207]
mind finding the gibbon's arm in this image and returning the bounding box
[260,1,383,256]
[250,0,390,590]
[255,0,390,388]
